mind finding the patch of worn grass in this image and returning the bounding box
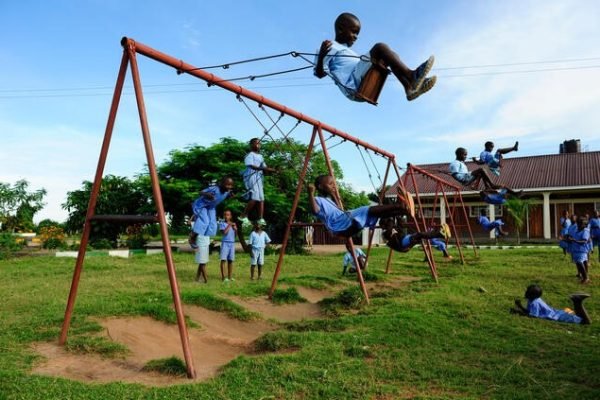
[64,335,128,358]
[181,290,258,321]
[142,356,187,376]
[270,287,307,305]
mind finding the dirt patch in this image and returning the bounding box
[281,285,335,303]
[32,307,275,386]
[365,275,421,292]
[228,295,323,322]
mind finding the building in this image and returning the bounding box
[386,150,600,241]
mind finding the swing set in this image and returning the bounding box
[58,37,440,379]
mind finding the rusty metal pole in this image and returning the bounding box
[125,42,196,379]
[440,188,465,264]
[59,50,130,346]
[316,126,370,304]
[458,191,479,257]
[268,127,318,299]
[365,159,392,268]
[384,248,394,274]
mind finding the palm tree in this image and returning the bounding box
[505,198,530,244]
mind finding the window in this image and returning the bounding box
[421,207,441,218]
[470,205,503,217]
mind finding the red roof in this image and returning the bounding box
[387,151,600,196]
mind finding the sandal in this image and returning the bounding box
[407,76,437,101]
[412,55,435,92]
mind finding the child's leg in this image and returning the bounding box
[242,200,256,219]
[197,264,207,283]
[220,260,226,281]
[367,203,410,218]
[370,43,433,93]
[257,264,263,279]
[228,261,233,280]
[576,261,589,283]
[570,293,591,324]
[496,141,519,155]
[250,265,256,280]
[472,169,500,190]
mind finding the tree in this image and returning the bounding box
[62,175,151,247]
[0,180,46,232]
[505,198,530,244]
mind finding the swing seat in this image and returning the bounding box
[355,63,390,105]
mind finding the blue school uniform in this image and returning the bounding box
[558,217,572,250]
[589,217,600,247]
[219,221,236,262]
[192,186,231,236]
[570,227,590,263]
[527,298,582,324]
[479,150,501,176]
[448,159,475,185]
[314,40,372,101]
[477,215,504,237]
[483,189,507,205]
[566,223,578,254]
[430,238,447,253]
[243,151,266,202]
[314,196,378,234]
[343,248,366,272]
[249,230,271,265]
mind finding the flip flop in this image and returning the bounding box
[412,55,435,92]
[397,187,415,219]
[407,76,437,101]
[440,223,452,240]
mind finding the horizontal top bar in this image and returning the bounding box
[89,215,158,223]
[407,163,463,191]
[121,37,395,159]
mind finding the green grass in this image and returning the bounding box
[0,247,599,399]
[142,357,188,377]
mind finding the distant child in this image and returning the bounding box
[314,12,436,102]
[479,187,523,205]
[477,209,508,238]
[342,242,367,274]
[429,238,453,259]
[558,210,572,256]
[190,177,234,283]
[472,141,519,176]
[379,217,451,253]
[566,213,579,257]
[309,175,415,238]
[449,148,504,190]
[511,284,591,325]
[249,223,271,280]
[567,216,591,284]
[589,210,600,262]
[239,138,276,228]
[219,210,237,282]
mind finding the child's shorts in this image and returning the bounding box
[220,241,235,261]
[194,235,210,264]
[571,251,588,264]
[251,247,265,265]
[350,56,373,88]
[243,173,264,202]
[555,309,582,324]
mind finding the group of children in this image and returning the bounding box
[558,209,600,284]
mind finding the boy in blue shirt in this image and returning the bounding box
[342,242,367,275]
[315,12,436,102]
[308,175,415,238]
[189,177,234,283]
[449,148,502,190]
[249,222,271,280]
[239,138,276,228]
[567,216,591,284]
[511,284,591,325]
[472,141,519,176]
[589,210,600,262]
[479,187,523,205]
[558,210,572,256]
[219,210,237,282]
[477,209,508,238]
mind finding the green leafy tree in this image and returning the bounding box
[0,180,46,232]
[62,175,151,247]
[505,198,530,244]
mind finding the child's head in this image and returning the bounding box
[562,209,570,218]
[219,176,234,192]
[524,284,542,300]
[253,222,263,232]
[455,147,467,160]
[334,12,361,46]
[223,209,232,221]
[479,208,487,217]
[577,216,588,229]
[570,214,578,223]
[484,141,494,151]
[594,209,600,218]
[315,175,336,196]
[249,138,261,152]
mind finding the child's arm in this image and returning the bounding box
[308,184,320,214]
[314,40,332,79]
[471,157,485,165]
[198,189,216,201]
[264,233,271,245]
[510,299,529,316]
[222,223,232,235]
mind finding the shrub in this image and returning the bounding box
[0,233,22,259]
[89,238,114,249]
[124,224,147,249]
[38,226,66,249]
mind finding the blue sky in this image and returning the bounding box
[2,0,600,222]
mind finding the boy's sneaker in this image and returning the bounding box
[238,216,250,226]
[188,233,198,249]
[257,218,267,227]
[223,278,230,283]
[407,76,437,101]
[412,55,435,92]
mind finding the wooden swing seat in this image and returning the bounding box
[355,62,390,105]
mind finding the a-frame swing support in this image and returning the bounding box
[59,37,433,380]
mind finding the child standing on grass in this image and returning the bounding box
[314,12,436,103]
[558,210,572,256]
[342,242,367,275]
[511,284,591,324]
[190,177,234,283]
[472,141,519,176]
[219,210,237,282]
[239,138,277,228]
[568,216,591,284]
[477,209,508,238]
[589,210,600,262]
[249,223,271,280]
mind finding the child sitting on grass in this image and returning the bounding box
[314,12,436,102]
[308,175,414,238]
[511,284,591,325]
[342,242,367,275]
[249,222,271,280]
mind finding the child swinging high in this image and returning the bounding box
[315,12,436,102]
